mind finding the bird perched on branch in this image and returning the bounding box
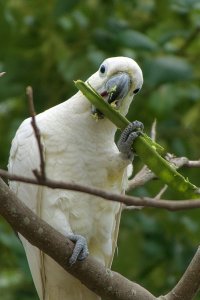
[8,57,143,300]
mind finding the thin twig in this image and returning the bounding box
[151,119,157,142]
[26,86,46,179]
[169,156,200,168]
[123,205,143,211]
[166,154,189,168]
[124,185,168,210]
[127,165,156,191]
[0,169,200,211]
[154,185,168,200]
[185,160,200,168]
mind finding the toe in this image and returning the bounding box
[131,120,144,131]
[67,234,89,265]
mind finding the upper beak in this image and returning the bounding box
[91,72,131,119]
[105,72,131,104]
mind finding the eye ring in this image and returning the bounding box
[133,88,140,94]
[99,64,106,74]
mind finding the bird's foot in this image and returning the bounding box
[117,120,144,161]
[67,233,89,265]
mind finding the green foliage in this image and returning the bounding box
[118,29,157,51]
[143,56,193,87]
[0,0,200,299]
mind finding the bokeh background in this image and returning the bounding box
[0,0,200,299]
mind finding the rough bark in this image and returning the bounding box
[0,178,155,300]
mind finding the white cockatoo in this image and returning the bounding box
[8,57,143,300]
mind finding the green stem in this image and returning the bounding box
[75,80,199,199]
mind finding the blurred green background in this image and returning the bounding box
[0,0,200,299]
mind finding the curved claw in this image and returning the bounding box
[130,120,144,132]
[117,120,144,161]
[67,234,89,265]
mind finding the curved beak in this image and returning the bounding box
[105,72,131,105]
[91,72,131,119]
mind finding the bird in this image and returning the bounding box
[8,56,143,300]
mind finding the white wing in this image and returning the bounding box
[8,109,101,300]
[8,118,45,299]
[108,162,133,268]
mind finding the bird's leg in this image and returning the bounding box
[67,233,89,265]
[117,120,144,161]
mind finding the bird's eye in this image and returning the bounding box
[99,64,106,74]
[133,88,140,94]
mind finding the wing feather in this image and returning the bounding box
[8,118,45,299]
[108,163,132,268]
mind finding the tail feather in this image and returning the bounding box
[46,286,100,300]
[21,238,100,300]
[43,255,100,300]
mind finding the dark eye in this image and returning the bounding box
[133,88,140,94]
[100,65,106,74]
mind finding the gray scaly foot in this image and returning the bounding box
[67,233,89,265]
[117,120,144,161]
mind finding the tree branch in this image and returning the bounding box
[160,247,200,300]
[26,86,46,179]
[127,165,155,191]
[184,160,200,168]
[1,169,200,211]
[0,177,156,300]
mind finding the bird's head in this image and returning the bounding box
[87,57,143,118]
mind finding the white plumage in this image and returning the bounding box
[8,57,143,300]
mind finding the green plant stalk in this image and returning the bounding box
[75,80,199,199]
[82,82,165,154]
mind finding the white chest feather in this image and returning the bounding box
[35,97,129,261]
